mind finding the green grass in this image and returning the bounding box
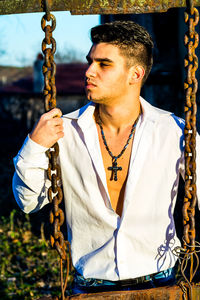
[0,210,73,300]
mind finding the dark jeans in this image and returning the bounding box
[72,267,176,294]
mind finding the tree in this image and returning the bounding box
[55,46,85,64]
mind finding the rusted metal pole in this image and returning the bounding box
[1,0,200,16]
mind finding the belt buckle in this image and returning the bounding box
[138,275,151,284]
[119,275,151,287]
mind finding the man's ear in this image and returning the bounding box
[129,65,145,85]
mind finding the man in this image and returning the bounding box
[13,20,200,294]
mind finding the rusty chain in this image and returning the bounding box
[173,2,200,299]
[41,1,70,299]
[182,0,199,292]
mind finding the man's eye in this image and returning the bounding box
[100,62,109,67]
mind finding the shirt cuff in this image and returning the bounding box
[18,135,49,160]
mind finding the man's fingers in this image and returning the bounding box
[55,124,64,133]
[52,108,62,118]
[30,108,64,148]
[44,108,62,120]
[51,117,63,127]
[57,130,65,139]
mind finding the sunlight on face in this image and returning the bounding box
[85,43,131,105]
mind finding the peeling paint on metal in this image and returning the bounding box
[99,0,110,7]
[129,0,147,6]
[84,0,94,9]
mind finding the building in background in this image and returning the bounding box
[0,62,88,134]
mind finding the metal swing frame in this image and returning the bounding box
[2,0,200,299]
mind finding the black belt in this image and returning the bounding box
[112,275,152,287]
[108,268,175,288]
[74,268,174,290]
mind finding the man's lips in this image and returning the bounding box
[85,80,97,89]
[86,84,96,89]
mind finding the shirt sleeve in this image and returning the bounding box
[12,135,51,213]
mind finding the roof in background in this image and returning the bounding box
[0,63,87,95]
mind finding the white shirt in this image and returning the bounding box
[13,97,200,281]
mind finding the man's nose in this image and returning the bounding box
[85,63,97,78]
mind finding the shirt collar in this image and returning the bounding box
[63,101,96,130]
[62,97,172,129]
[139,97,172,122]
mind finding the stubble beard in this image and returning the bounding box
[86,91,105,104]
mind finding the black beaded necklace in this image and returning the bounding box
[97,110,140,181]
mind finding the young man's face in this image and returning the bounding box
[85,42,131,105]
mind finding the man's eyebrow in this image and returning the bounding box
[86,55,113,63]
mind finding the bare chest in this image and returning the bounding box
[96,125,134,217]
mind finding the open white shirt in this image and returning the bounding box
[13,97,200,281]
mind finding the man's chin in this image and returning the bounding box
[86,95,102,103]
[89,98,104,104]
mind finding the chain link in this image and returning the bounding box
[41,1,70,299]
[182,0,199,285]
[41,11,56,111]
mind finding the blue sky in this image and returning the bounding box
[0,12,100,67]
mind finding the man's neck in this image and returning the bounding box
[97,96,141,135]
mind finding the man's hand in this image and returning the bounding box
[30,108,64,148]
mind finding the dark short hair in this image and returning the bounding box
[91,20,154,84]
